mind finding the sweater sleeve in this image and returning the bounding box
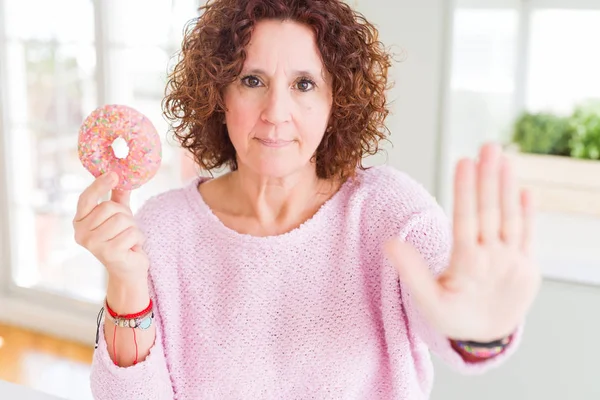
[89,273,175,399]
[398,205,523,375]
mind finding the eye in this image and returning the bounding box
[295,78,316,92]
[241,75,262,88]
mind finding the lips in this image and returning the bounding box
[255,138,294,148]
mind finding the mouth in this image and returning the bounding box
[255,138,295,148]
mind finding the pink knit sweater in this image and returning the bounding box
[90,166,519,399]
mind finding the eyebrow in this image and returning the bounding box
[242,68,324,80]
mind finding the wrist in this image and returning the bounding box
[448,326,517,344]
[450,333,514,362]
[106,275,150,315]
[454,335,512,348]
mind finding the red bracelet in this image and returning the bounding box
[450,334,513,363]
[103,298,154,366]
[105,298,153,319]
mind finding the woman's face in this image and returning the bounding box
[223,19,333,178]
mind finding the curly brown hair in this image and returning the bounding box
[163,0,392,180]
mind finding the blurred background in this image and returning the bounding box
[0,0,599,399]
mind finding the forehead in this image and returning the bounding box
[244,19,324,72]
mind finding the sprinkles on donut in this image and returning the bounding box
[78,104,162,190]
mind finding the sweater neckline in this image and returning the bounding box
[184,173,356,244]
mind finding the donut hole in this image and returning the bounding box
[111,137,129,159]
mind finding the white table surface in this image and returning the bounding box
[0,380,66,400]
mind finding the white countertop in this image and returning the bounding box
[0,380,66,400]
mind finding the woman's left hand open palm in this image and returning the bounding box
[385,143,541,342]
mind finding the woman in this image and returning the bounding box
[75,0,541,398]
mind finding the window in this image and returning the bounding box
[0,1,200,312]
[526,9,600,114]
[439,0,600,285]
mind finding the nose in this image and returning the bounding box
[261,84,292,126]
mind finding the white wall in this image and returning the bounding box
[356,1,600,399]
[354,0,447,193]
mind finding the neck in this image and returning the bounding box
[228,163,326,227]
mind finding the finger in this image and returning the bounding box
[74,172,118,222]
[111,188,132,209]
[453,158,477,246]
[499,155,521,245]
[92,212,135,243]
[477,143,501,243]
[520,189,535,255]
[384,238,441,315]
[79,201,132,231]
[108,226,145,252]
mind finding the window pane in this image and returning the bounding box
[105,0,199,47]
[3,2,102,301]
[526,10,600,114]
[5,0,94,44]
[451,10,518,94]
[440,7,520,209]
[7,42,97,129]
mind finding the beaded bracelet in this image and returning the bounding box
[453,341,506,358]
[94,298,155,366]
[451,334,513,360]
[105,309,154,329]
[104,299,154,330]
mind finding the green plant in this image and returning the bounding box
[511,111,572,156]
[568,101,600,160]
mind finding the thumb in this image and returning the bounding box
[384,238,441,314]
[110,187,132,209]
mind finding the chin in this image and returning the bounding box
[244,158,310,179]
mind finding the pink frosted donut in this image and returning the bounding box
[78,104,162,190]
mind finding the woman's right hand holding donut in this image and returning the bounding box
[74,172,150,312]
